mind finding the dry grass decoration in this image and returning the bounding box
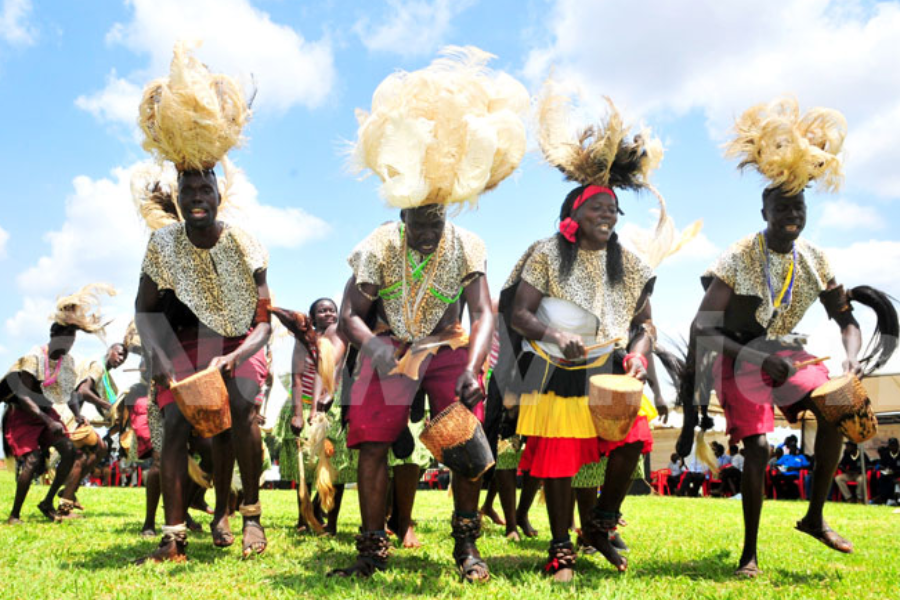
[139,40,249,173]
[352,45,528,210]
[724,96,846,196]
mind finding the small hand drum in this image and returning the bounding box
[810,374,877,443]
[420,402,495,481]
[170,366,232,438]
[69,424,99,448]
[588,374,643,442]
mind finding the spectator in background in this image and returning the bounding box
[678,454,709,497]
[768,447,783,470]
[720,444,743,497]
[875,438,900,505]
[773,444,810,500]
[835,442,870,503]
[667,453,685,494]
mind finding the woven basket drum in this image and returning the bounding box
[420,402,495,480]
[588,374,643,442]
[810,374,877,443]
[69,424,99,448]
[170,367,232,438]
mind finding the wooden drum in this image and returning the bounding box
[170,366,232,438]
[420,402,495,480]
[588,374,643,442]
[810,374,877,443]
[69,424,99,448]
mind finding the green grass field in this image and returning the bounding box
[1,470,898,600]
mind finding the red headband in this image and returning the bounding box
[558,185,617,242]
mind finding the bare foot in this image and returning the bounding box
[480,506,506,526]
[401,524,422,549]
[135,537,187,565]
[517,513,538,538]
[735,558,761,578]
[7,516,23,525]
[242,520,267,558]
[506,530,521,541]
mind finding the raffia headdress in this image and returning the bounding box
[53,283,117,334]
[724,96,846,197]
[352,46,529,209]
[139,40,250,172]
[537,78,696,261]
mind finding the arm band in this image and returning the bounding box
[820,285,856,328]
[253,298,272,326]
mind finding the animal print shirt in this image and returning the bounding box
[348,221,486,342]
[76,360,118,402]
[703,234,833,338]
[4,347,77,406]
[141,222,268,338]
[504,237,654,346]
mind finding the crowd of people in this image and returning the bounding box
[665,434,900,507]
[2,41,898,585]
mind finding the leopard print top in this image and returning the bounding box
[76,360,118,402]
[141,222,268,338]
[348,221,486,342]
[504,237,654,345]
[704,234,833,337]
[4,347,77,405]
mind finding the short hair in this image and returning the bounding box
[309,297,336,316]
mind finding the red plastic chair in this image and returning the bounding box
[650,468,672,495]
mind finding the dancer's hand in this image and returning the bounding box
[364,337,398,376]
[150,352,175,388]
[209,352,240,378]
[842,357,862,377]
[456,369,484,409]
[290,413,304,435]
[762,354,795,384]
[625,356,648,381]
[554,331,585,360]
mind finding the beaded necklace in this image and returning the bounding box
[757,230,797,315]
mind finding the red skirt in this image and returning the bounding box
[2,405,64,457]
[597,416,653,455]
[519,436,600,479]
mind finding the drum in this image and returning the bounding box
[420,402,495,480]
[170,367,232,438]
[810,374,877,443]
[69,424,99,448]
[588,374,643,442]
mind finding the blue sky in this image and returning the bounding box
[1,0,899,396]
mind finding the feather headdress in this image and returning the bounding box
[352,46,529,209]
[724,96,846,197]
[537,79,663,192]
[53,283,117,334]
[138,40,250,172]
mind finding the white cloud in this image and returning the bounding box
[0,0,36,46]
[823,239,900,295]
[525,0,900,200]
[91,0,334,119]
[0,224,8,259]
[353,0,476,56]
[75,70,142,130]
[220,165,331,249]
[818,198,884,231]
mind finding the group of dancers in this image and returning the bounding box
[2,41,897,583]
